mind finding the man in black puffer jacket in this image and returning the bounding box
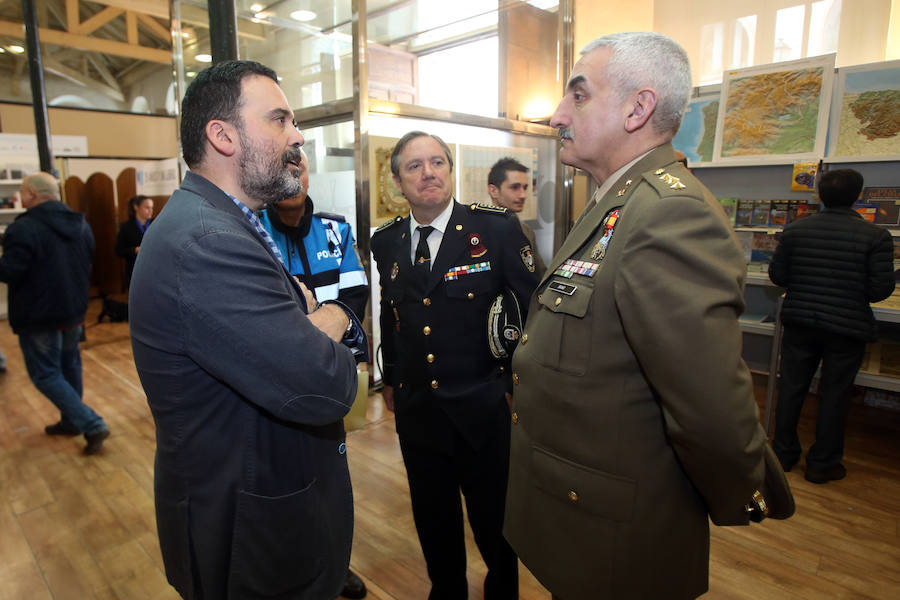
[769,168,895,484]
[0,172,110,455]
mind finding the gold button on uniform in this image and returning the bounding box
[555,297,562,307]
[423,326,431,335]
[467,292,474,300]
[512,373,519,385]
[423,298,431,306]
[426,353,435,363]
[511,412,519,424]
[568,490,579,502]
[431,380,439,389]
[521,333,528,345]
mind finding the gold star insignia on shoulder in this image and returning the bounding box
[654,168,665,175]
[658,172,687,190]
[616,179,634,197]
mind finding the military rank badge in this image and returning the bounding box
[520,246,535,272]
[468,233,487,258]
[591,208,621,261]
[390,261,399,281]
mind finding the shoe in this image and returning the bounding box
[340,569,367,599]
[804,463,846,484]
[83,429,110,455]
[45,421,81,436]
[776,455,798,473]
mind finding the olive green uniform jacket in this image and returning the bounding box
[504,144,767,600]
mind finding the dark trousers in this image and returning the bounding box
[774,325,865,471]
[398,411,518,600]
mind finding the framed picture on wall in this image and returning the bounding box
[827,59,900,162]
[712,54,835,165]
[671,90,720,167]
[369,135,407,227]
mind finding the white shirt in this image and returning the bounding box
[409,199,455,269]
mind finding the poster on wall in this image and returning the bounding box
[672,91,720,166]
[459,145,538,221]
[828,59,900,161]
[712,54,835,164]
[137,157,181,197]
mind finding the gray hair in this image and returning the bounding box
[582,32,692,137]
[22,171,61,200]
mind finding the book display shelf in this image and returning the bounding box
[0,161,28,320]
[692,158,900,419]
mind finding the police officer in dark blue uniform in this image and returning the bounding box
[371,131,539,600]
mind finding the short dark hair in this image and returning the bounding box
[390,131,454,177]
[817,168,864,208]
[127,194,152,219]
[180,60,278,168]
[488,157,528,188]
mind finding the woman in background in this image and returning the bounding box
[115,194,154,290]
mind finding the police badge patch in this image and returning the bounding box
[520,246,535,272]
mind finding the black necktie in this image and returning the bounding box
[414,226,434,282]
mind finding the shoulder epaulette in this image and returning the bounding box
[313,211,346,223]
[642,166,699,198]
[469,203,508,215]
[374,215,403,234]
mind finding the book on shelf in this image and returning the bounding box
[749,231,777,265]
[735,200,755,227]
[854,203,878,223]
[717,197,738,225]
[791,161,818,192]
[750,200,772,226]
[769,201,790,226]
[789,200,816,222]
[862,187,900,226]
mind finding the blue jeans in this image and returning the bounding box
[18,327,107,435]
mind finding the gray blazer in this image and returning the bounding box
[130,171,357,600]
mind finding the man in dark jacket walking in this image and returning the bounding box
[769,168,895,483]
[0,171,109,454]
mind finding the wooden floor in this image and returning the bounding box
[1,299,899,599]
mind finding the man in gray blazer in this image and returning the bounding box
[504,32,769,599]
[130,60,364,600]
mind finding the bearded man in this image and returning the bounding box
[130,60,365,600]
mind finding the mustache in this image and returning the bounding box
[283,147,303,166]
[557,128,573,140]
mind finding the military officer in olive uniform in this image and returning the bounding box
[504,33,769,600]
[372,131,539,600]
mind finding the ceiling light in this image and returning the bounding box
[195,53,212,63]
[186,71,197,77]
[9,45,25,54]
[251,17,261,23]
[250,3,264,11]
[254,12,268,20]
[290,10,316,22]
[0,48,6,53]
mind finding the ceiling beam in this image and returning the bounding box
[78,6,124,36]
[89,1,267,41]
[126,10,138,45]
[65,0,79,32]
[43,56,125,102]
[0,19,171,63]
[86,53,123,93]
[138,13,171,45]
